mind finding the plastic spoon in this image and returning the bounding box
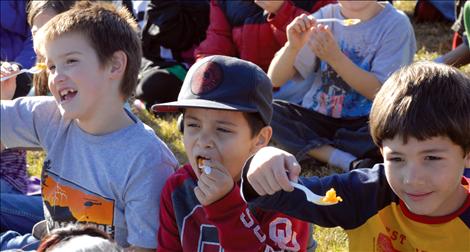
[315,18,361,26]
[290,181,340,206]
[1,64,47,82]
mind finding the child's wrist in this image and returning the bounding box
[285,42,301,54]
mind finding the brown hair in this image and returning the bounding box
[37,224,121,252]
[27,0,79,27]
[35,1,142,100]
[243,112,266,138]
[370,61,470,153]
[27,0,82,95]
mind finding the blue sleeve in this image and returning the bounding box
[241,161,394,230]
[15,29,35,69]
[0,1,36,68]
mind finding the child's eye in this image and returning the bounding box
[186,123,199,128]
[424,156,442,161]
[66,59,78,64]
[387,157,403,162]
[217,127,232,133]
[47,65,56,72]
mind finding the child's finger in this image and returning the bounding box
[194,186,207,203]
[248,176,271,196]
[197,178,213,196]
[285,156,301,183]
[264,170,283,195]
[198,175,213,189]
[272,163,293,192]
[307,15,316,27]
[203,159,228,178]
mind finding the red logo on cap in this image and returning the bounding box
[191,61,223,95]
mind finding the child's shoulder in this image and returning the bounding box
[377,3,411,27]
[162,164,196,192]
[119,117,178,167]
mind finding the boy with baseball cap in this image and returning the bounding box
[152,55,311,251]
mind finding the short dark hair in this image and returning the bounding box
[36,1,142,100]
[370,61,470,153]
[27,0,79,26]
[243,112,266,138]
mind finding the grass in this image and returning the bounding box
[25,1,469,251]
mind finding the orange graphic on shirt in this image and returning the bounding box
[377,233,400,252]
[42,174,114,225]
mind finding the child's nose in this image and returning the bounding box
[51,70,66,84]
[198,131,214,149]
[402,164,425,186]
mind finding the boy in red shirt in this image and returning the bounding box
[152,55,311,251]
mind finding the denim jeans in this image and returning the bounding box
[0,230,39,251]
[0,179,44,235]
[271,100,381,162]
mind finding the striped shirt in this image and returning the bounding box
[1,148,28,194]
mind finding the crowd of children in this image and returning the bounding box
[1,0,469,251]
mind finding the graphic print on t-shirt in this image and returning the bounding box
[309,41,372,118]
[41,161,115,237]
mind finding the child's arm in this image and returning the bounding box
[197,159,310,251]
[268,14,316,87]
[157,178,183,252]
[307,25,381,100]
[241,146,388,228]
[204,183,310,251]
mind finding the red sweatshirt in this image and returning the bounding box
[195,0,336,72]
[157,164,311,251]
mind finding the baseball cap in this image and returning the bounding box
[151,55,273,125]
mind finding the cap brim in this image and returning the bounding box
[151,99,257,113]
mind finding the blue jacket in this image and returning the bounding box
[1,0,35,68]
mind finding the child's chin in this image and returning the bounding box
[58,108,77,120]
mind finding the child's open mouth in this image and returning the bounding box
[197,156,212,175]
[59,88,78,103]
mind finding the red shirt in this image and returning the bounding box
[195,0,336,72]
[157,164,311,251]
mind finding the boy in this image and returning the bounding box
[151,55,311,251]
[241,62,470,251]
[0,3,177,251]
[268,1,416,171]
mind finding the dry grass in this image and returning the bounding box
[25,1,468,251]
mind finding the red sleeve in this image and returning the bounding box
[194,0,237,60]
[204,185,310,251]
[157,179,183,252]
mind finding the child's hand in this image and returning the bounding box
[247,146,301,196]
[307,24,343,63]
[0,62,19,100]
[286,14,316,51]
[254,0,285,15]
[194,159,235,206]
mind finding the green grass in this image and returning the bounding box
[25,1,469,251]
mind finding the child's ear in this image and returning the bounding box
[109,50,127,79]
[252,126,272,151]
